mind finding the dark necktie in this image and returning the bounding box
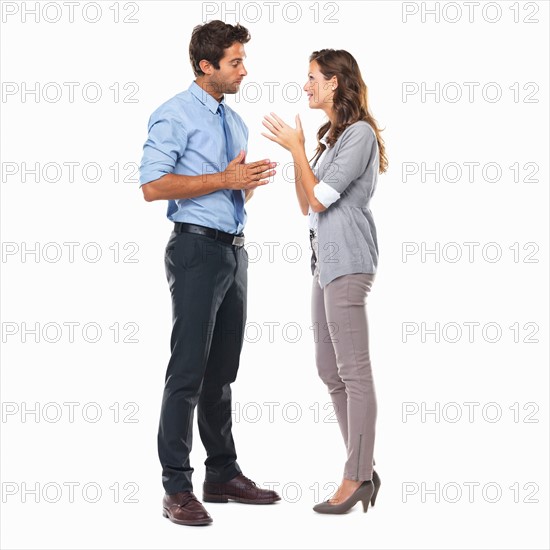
[218,103,244,227]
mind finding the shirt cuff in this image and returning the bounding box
[313,180,341,208]
[139,170,166,186]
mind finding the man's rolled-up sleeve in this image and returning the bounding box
[320,123,376,196]
[139,115,187,186]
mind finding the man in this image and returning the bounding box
[139,20,280,526]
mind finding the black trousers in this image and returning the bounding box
[158,230,247,494]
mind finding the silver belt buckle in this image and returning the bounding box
[232,235,245,247]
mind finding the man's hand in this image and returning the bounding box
[222,151,276,190]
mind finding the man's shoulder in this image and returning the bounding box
[149,90,193,121]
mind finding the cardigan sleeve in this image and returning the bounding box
[321,121,376,196]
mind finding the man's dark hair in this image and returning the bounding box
[189,20,250,77]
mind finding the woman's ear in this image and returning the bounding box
[331,77,338,91]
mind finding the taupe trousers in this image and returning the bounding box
[311,241,377,481]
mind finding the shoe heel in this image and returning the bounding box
[361,498,370,513]
[371,472,381,507]
[203,493,229,503]
[162,510,168,518]
[371,485,379,507]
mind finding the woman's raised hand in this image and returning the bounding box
[262,112,305,152]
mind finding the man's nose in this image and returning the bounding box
[240,65,248,77]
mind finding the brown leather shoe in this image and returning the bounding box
[162,492,213,526]
[203,473,281,504]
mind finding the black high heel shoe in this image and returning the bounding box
[371,470,381,507]
[312,471,381,515]
[313,480,374,514]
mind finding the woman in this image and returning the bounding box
[262,49,387,514]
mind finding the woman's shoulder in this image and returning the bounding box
[340,120,376,139]
[333,120,376,152]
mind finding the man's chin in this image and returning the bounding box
[224,86,240,95]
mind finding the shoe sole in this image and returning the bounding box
[162,510,212,526]
[203,493,281,505]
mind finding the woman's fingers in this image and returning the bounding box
[262,117,279,134]
[264,114,278,126]
[261,119,277,133]
[264,114,284,130]
[270,112,286,127]
[261,131,278,142]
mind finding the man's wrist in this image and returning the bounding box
[205,171,224,191]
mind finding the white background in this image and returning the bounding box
[1,1,548,549]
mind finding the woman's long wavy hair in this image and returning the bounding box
[310,49,387,174]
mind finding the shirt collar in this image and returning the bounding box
[189,81,225,114]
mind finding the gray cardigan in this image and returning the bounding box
[312,121,379,288]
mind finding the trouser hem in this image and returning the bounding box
[344,470,374,483]
[204,464,242,484]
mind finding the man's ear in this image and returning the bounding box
[199,59,213,75]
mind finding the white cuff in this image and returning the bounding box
[313,180,341,208]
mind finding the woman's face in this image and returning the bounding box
[303,60,336,111]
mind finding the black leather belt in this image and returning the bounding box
[174,222,245,247]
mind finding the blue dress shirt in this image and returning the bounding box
[139,81,248,234]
